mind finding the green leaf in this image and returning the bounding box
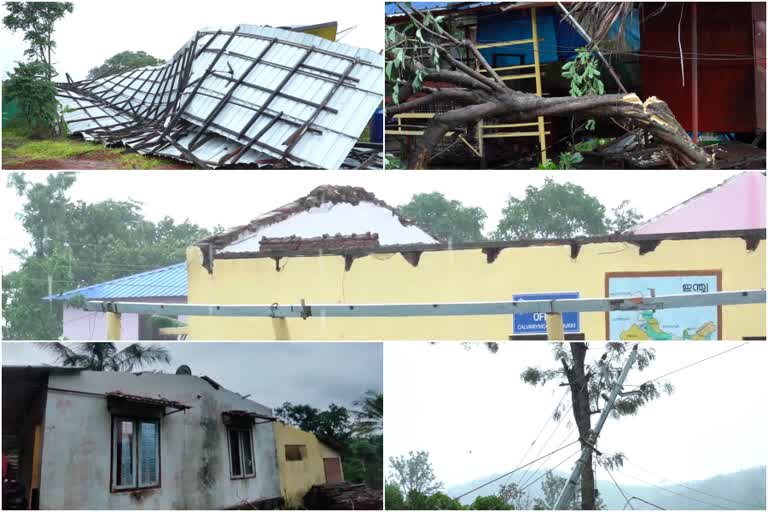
[385,61,393,80]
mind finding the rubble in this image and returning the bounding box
[302,483,383,510]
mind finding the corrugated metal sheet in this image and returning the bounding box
[44,263,187,301]
[56,24,383,169]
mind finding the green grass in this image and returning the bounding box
[3,128,181,168]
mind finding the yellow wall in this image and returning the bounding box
[273,422,342,507]
[186,236,766,340]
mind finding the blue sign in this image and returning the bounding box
[512,292,580,334]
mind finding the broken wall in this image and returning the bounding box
[39,371,280,509]
[185,234,765,340]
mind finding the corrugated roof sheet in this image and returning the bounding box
[56,24,383,169]
[44,263,187,301]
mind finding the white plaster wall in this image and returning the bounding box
[223,201,438,253]
[62,306,139,341]
[40,371,281,509]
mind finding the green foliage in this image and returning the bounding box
[536,151,583,170]
[399,192,486,243]
[2,172,210,340]
[561,48,604,131]
[87,50,165,80]
[385,6,448,103]
[494,178,643,240]
[494,178,608,240]
[385,154,406,169]
[3,61,61,137]
[3,2,74,77]
[388,450,443,496]
[352,390,383,435]
[39,342,171,371]
[386,483,407,509]
[469,495,513,510]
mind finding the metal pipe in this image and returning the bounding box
[691,2,699,143]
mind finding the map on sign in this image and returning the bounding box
[607,273,720,341]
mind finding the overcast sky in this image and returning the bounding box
[2,341,382,410]
[385,341,768,488]
[0,0,382,81]
[0,170,744,273]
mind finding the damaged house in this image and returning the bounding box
[2,365,346,509]
[384,2,766,169]
[56,24,384,169]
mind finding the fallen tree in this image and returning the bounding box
[386,3,711,169]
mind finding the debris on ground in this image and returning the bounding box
[302,483,383,510]
[56,25,383,169]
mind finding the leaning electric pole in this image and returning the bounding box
[553,344,639,510]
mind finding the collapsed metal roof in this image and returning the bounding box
[56,24,383,169]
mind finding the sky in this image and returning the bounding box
[0,169,745,273]
[0,0,383,81]
[1,341,382,410]
[384,341,768,489]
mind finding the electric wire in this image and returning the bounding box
[626,342,750,387]
[614,468,738,510]
[622,456,764,509]
[602,463,635,510]
[451,439,581,501]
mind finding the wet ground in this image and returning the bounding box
[3,149,194,170]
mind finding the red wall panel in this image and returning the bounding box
[640,2,757,133]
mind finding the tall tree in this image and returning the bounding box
[39,342,170,371]
[385,4,708,168]
[521,343,673,509]
[533,470,605,510]
[2,173,211,340]
[399,192,487,243]
[388,450,444,496]
[87,50,164,80]
[494,178,642,239]
[352,390,383,435]
[3,2,74,79]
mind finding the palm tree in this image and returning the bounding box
[39,342,171,372]
[352,390,383,435]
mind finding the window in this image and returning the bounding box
[228,428,255,478]
[285,444,307,461]
[111,417,160,491]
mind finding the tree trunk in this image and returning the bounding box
[389,88,710,170]
[565,343,596,510]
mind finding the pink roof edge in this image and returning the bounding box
[631,172,766,235]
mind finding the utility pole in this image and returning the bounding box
[553,344,639,510]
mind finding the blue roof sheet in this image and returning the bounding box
[385,2,496,16]
[44,263,187,301]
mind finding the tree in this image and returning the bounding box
[352,390,383,435]
[275,402,352,442]
[2,172,211,340]
[521,343,673,509]
[606,199,643,233]
[498,482,532,510]
[388,450,444,496]
[385,4,709,169]
[533,471,605,510]
[398,192,487,243]
[469,495,513,510]
[87,50,165,80]
[493,179,643,239]
[494,179,607,239]
[3,61,61,136]
[3,2,73,79]
[386,483,407,509]
[39,342,170,371]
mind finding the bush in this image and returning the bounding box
[4,61,63,138]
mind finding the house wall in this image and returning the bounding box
[186,236,766,340]
[62,307,139,341]
[273,422,342,507]
[62,297,187,341]
[641,2,757,133]
[39,371,281,509]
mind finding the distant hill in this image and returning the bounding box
[447,466,766,510]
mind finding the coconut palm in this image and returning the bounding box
[39,342,170,372]
[352,390,383,435]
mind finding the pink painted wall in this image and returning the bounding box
[632,173,766,235]
[62,306,138,340]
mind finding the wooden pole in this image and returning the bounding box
[545,312,565,340]
[531,7,548,165]
[691,2,699,143]
[106,312,122,340]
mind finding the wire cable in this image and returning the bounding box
[602,463,635,510]
[451,439,581,501]
[615,468,738,510]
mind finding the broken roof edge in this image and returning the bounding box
[195,185,441,250]
[206,227,766,261]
